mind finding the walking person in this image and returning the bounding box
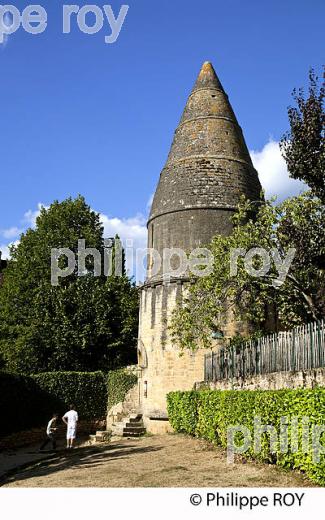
[62,404,78,449]
[39,413,58,452]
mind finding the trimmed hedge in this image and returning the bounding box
[0,371,108,438]
[33,371,108,419]
[167,389,325,486]
[107,367,137,409]
[166,390,198,435]
[0,372,52,437]
[1,368,138,438]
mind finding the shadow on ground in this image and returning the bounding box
[1,442,163,487]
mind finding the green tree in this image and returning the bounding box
[280,68,325,202]
[0,196,139,373]
[170,193,325,351]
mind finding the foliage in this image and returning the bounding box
[0,196,139,373]
[0,371,107,437]
[170,192,325,351]
[33,371,108,419]
[0,372,50,437]
[167,388,325,486]
[107,367,138,408]
[280,68,325,202]
[276,193,325,322]
[165,390,198,435]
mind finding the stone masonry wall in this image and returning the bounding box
[138,281,207,434]
[138,284,253,434]
[195,368,325,392]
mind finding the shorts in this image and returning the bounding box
[67,425,77,440]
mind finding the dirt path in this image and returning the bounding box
[0,445,55,478]
[2,434,313,488]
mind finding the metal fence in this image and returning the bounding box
[204,320,325,382]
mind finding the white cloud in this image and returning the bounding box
[0,203,46,261]
[0,226,23,239]
[23,203,47,228]
[100,213,147,282]
[0,244,10,260]
[250,140,307,202]
[146,193,154,213]
[0,240,19,260]
[100,213,147,244]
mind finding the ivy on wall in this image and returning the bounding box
[107,368,138,409]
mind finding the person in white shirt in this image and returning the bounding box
[62,404,78,448]
[39,413,58,451]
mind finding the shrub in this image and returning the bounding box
[167,388,325,486]
[0,372,54,437]
[33,371,108,419]
[0,371,108,438]
[167,390,198,435]
[107,367,137,409]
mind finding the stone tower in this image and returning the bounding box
[138,62,261,433]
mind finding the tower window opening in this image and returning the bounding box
[151,224,154,249]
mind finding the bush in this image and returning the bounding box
[166,390,198,435]
[167,388,325,486]
[0,372,52,436]
[33,371,108,419]
[107,367,137,409]
[0,371,108,438]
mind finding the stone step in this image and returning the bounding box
[123,428,146,436]
[129,414,142,422]
[123,426,146,432]
[95,431,111,441]
[124,426,145,432]
[123,430,145,437]
[88,431,111,445]
[125,422,144,428]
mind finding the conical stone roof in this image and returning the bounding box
[149,62,261,222]
[147,62,262,281]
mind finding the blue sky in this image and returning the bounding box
[1,0,324,276]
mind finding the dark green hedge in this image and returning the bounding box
[0,372,53,437]
[1,369,138,438]
[0,371,108,438]
[33,371,108,419]
[167,389,325,486]
[107,368,137,409]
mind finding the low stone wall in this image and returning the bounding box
[195,367,325,391]
[0,419,105,451]
[142,417,173,435]
[106,383,140,428]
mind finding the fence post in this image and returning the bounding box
[292,328,296,372]
[318,321,323,367]
[310,322,314,370]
